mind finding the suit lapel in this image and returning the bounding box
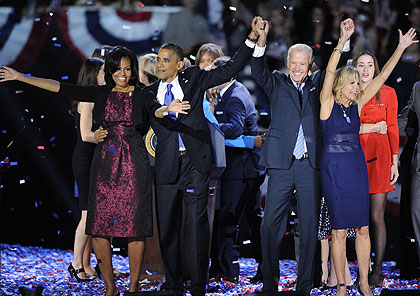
[302,79,315,113]
[287,76,301,112]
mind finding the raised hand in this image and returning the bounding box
[0,66,22,82]
[256,19,269,39]
[168,99,190,115]
[398,28,418,50]
[250,16,263,39]
[94,126,108,143]
[339,18,354,41]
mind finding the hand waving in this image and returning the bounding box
[398,28,418,50]
[0,66,21,82]
[168,99,190,115]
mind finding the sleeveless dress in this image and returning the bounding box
[72,111,96,210]
[320,102,369,229]
[360,85,399,194]
[86,91,152,238]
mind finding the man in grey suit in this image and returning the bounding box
[250,20,350,295]
[400,79,420,266]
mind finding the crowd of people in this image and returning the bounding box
[1,1,420,296]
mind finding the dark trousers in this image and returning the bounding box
[213,174,264,277]
[156,154,210,296]
[261,158,320,295]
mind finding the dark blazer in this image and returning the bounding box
[147,43,254,184]
[251,52,349,170]
[58,84,160,135]
[214,81,262,180]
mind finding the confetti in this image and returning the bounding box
[101,48,106,56]
[396,77,402,83]
[1,130,6,134]
[46,21,49,25]
[61,76,68,80]
[242,240,251,245]
[405,56,413,60]
[24,73,31,77]
[19,179,25,184]
[189,55,196,61]
[37,146,45,150]
[25,109,29,112]
[49,12,53,16]
[54,43,61,47]
[15,90,23,94]
[51,37,57,41]
[137,1,145,8]
[34,18,40,22]
[40,115,45,119]
[108,147,118,153]
[35,202,38,208]
[49,136,56,142]
[52,212,59,219]
[324,41,332,45]
[10,161,18,166]
[313,20,320,23]
[229,6,237,11]
[361,0,369,2]
[86,0,93,4]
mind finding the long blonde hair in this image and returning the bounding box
[332,66,361,105]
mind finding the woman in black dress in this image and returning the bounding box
[0,47,190,296]
[68,58,107,281]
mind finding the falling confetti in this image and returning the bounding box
[37,146,45,150]
[15,90,23,94]
[396,77,402,83]
[229,6,237,11]
[54,43,61,47]
[61,76,69,80]
[137,1,145,8]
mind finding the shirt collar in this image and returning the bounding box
[220,80,235,97]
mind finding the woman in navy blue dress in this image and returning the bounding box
[319,19,417,296]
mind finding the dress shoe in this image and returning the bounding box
[216,274,238,283]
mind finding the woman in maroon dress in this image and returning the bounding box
[0,47,190,296]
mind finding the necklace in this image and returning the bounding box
[339,104,351,124]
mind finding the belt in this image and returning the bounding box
[178,150,188,157]
[292,152,309,161]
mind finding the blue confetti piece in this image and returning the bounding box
[289,221,294,225]
[0,185,3,188]
[108,147,118,153]
[61,76,68,80]
[10,161,18,166]
[52,212,59,219]
[34,18,40,22]
[113,218,117,225]
[67,210,72,213]
[35,202,38,208]
[1,130,6,134]
[25,109,29,112]
[49,136,55,142]
[24,73,31,77]
[186,188,195,193]
[40,115,45,119]
[57,230,60,235]
[54,43,61,47]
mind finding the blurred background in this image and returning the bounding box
[0,0,419,259]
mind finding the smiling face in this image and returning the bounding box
[198,51,215,69]
[156,48,183,83]
[355,54,375,87]
[287,49,311,83]
[341,76,360,105]
[112,57,132,90]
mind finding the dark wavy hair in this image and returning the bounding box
[70,58,104,116]
[104,46,140,88]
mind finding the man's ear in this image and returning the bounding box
[177,60,185,70]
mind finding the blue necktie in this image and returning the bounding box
[164,83,185,149]
[293,83,305,159]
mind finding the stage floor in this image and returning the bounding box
[1,244,419,295]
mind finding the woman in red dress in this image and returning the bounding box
[352,50,399,288]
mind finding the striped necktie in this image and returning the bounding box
[293,83,305,159]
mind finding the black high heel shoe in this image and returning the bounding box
[68,264,93,282]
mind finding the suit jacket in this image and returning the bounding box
[147,43,254,184]
[214,81,263,180]
[400,81,420,173]
[251,56,325,169]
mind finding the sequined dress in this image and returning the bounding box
[86,91,152,237]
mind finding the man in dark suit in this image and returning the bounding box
[146,17,260,296]
[208,56,265,282]
[250,20,350,295]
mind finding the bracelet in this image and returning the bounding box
[247,35,258,43]
[333,48,343,54]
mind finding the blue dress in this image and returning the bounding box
[320,102,369,229]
